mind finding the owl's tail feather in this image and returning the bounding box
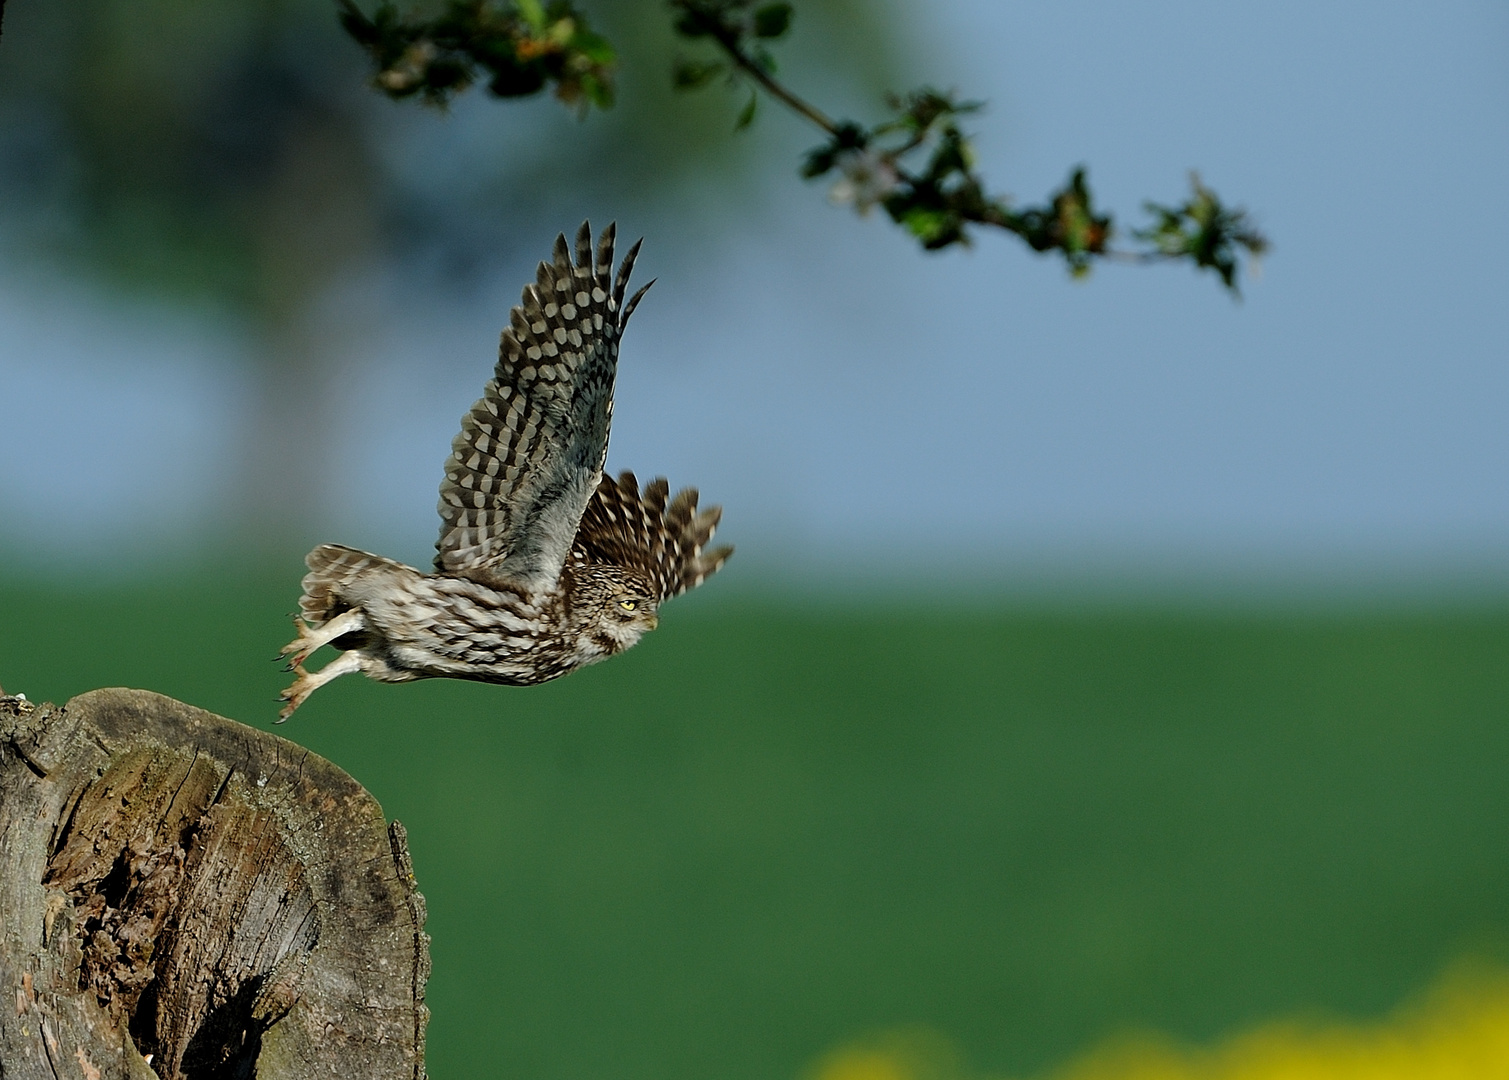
[299,544,405,625]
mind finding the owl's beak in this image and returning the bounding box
[646,613,659,631]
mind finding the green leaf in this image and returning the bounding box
[735,90,758,130]
[580,72,614,109]
[801,124,866,178]
[897,205,963,249]
[802,145,838,178]
[673,58,725,90]
[1131,173,1268,295]
[673,11,713,38]
[753,3,792,39]
[571,29,616,65]
[336,0,379,46]
[516,0,547,32]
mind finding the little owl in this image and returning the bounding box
[278,223,732,720]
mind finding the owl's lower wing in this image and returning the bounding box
[570,471,734,602]
[435,222,652,592]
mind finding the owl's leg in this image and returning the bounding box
[279,608,366,669]
[278,649,363,722]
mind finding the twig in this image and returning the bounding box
[679,6,839,135]
[337,0,1267,291]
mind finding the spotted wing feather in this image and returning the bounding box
[570,470,733,601]
[436,222,652,592]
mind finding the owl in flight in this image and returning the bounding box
[278,223,732,720]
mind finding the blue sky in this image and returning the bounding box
[3,1,1507,589]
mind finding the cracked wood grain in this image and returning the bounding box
[0,690,429,1080]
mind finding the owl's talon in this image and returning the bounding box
[277,651,360,722]
[279,609,365,671]
[276,612,365,720]
[278,646,307,669]
[277,674,308,723]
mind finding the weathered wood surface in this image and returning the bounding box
[0,689,429,1080]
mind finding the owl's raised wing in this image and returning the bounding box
[436,222,651,592]
[570,471,734,602]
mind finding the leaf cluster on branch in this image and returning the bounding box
[338,0,1269,295]
[338,0,615,109]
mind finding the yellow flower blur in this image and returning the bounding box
[808,962,1509,1080]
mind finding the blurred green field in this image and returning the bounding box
[3,576,1508,1080]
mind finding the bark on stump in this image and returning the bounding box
[0,689,429,1080]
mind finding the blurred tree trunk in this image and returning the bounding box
[0,689,429,1080]
[236,112,380,548]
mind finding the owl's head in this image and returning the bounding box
[575,565,660,654]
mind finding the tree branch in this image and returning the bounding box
[338,0,616,110]
[672,2,839,135]
[334,0,1270,295]
[667,0,1268,294]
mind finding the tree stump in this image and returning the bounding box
[0,689,429,1080]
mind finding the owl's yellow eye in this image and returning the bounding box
[618,599,638,611]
